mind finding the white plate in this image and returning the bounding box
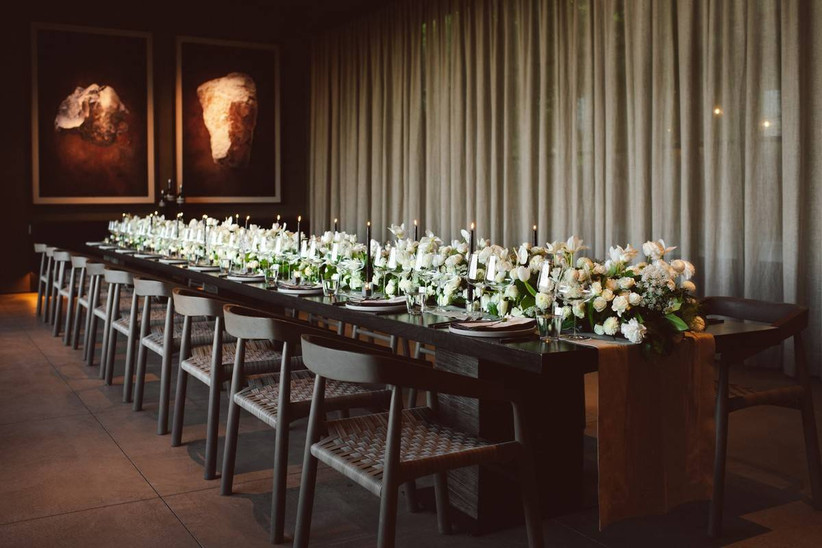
[278,286,323,295]
[449,325,535,338]
[158,258,188,265]
[188,264,221,272]
[134,253,162,259]
[98,245,118,250]
[114,249,136,254]
[226,274,265,283]
[345,302,408,313]
[85,241,105,247]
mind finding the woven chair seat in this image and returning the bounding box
[140,321,235,354]
[312,407,521,496]
[111,305,187,335]
[181,340,281,386]
[235,368,390,429]
[728,382,804,412]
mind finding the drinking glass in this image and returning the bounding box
[405,291,421,315]
[536,314,551,341]
[264,266,280,289]
[322,277,339,297]
[219,257,231,275]
[552,306,564,341]
[557,284,593,340]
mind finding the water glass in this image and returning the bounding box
[536,314,551,341]
[264,267,279,289]
[552,308,564,340]
[405,291,421,315]
[219,258,231,275]
[322,277,339,297]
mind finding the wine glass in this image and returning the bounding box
[557,282,594,340]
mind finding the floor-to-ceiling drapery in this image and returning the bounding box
[309,0,822,375]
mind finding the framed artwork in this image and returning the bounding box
[176,36,281,203]
[31,23,154,204]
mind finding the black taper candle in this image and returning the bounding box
[468,222,475,304]
[414,219,418,241]
[532,224,538,247]
[334,218,339,232]
[365,221,372,281]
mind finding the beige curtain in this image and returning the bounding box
[309,0,822,375]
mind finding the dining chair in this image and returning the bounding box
[33,243,48,318]
[703,296,822,537]
[294,335,544,548]
[170,288,282,480]
[49,250,73,336]
[82,261,108,362]
[130,277,226,435]
[41,246,57,323]
[97,268,135,381]
[219,304,392,544]
[60,255,88,346]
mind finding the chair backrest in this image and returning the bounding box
[34,243,47,253]
[70,255,89,268]
[134,277,175,298]
[701,296,808,340]
[53,250,72,262]
[86,262,107,277]
[300,334,507,402]
[46,247,57,257]
[223,304,340,344]
[103,268,133,285]
[172,287,227,317]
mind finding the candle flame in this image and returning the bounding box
[414,219,417,226]
[533,224,537,230]
[470,222,475,230]
[298,215,302,222]
[367,221,371,227]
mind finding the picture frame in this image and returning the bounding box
[31,23,154,205]
[175,36,281,203]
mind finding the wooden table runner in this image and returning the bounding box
[577,333,716,529]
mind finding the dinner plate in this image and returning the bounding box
[226,274,265,283]
[98,245,119,250]
[345,301,407,313]
[188,264,221,272]
[134,253,162,259]
[114,248,137,254]
[158,258,189,265]
[278,285,323,295]
[449,325,535,338]
[85,241,106,247]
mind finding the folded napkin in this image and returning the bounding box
[453,317,535,331]
[348,296,407,307]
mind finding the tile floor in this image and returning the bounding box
[1,292,820,547]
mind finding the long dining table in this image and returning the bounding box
[90,245,777,532]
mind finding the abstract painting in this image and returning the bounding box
[176,37,281,203]
[31,23,154,204]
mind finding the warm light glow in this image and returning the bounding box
[334,218,338,223]
[367,221,371,227]
[762,120,771,128]
[470,222,475,230]
[298,215,302,222]
[246,215,250,221]
[533,224,537,230]
[713,106,723,116]
[414,219,417,226]
[276,214,281,221]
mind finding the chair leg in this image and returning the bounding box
[133,342,149,412]
[293,444,319,548]
[104,330,118,385]
[709,361,730,538]
[171,369,189,446]
[157,344,174,435]
[518,453,545,548]
[270,421,291,543]
[377,484,400,548]
[433,472,452,535]
[219,393,242,496]
[35,274,44,317]
[71,298,84,349]
[203,379,221,480]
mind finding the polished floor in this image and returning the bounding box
[1,292,821,547]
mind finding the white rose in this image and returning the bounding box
[573,302,586,318]
[681,280,696,292]
[611,295,629,316]
[628,292,642,306]
[605,278,619,291]
[593,296,608,312]
[590,281,603,295]
[670,259,686,273]
[593,263,607,275]
[577,257,593,270]
[398,278,413,293]
[385,279,397,296]
[601,288,615,302]
[594,323,605,335]
[621,318,647,343]
[603,316,620,336]
[618,277,635,289]
[535,292,552,311]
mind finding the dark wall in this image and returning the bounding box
[0,0,312,293]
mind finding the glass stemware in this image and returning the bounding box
[558,283,594,340]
